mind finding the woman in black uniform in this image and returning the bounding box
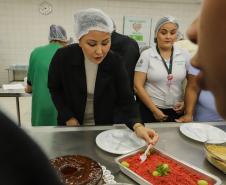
[48,8,158,144]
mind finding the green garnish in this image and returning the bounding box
[153,163,170,176]
[162,164,169,171]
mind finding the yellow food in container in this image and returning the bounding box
[204,141,226,174]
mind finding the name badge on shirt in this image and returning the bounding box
[167,74,173,81]
[167,74,173,87]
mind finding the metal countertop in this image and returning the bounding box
[25,123,226,184]
[0,88,30,97]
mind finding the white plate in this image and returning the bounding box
[96,129,146,155]
[180,123,226,143]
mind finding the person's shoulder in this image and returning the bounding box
[105,50,122,66]
[122,34,139,46]
[118,33,136,42]
[56,43,81,57]
[105,51,128,74]
[31,44,49,54]
[29,44,49,60]
[106,50,120,61]
[112,31,138,45]
[174,45,190,56]
[141,46,154,56]
[175,39,197,49]
[0,111,63,185]
[58,43,79,52]
[174,40,198,56]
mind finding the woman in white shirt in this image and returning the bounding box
[134,16,190,122]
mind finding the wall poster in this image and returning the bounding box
[123,16,152,48]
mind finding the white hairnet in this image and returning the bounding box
[74,8,114,40]
[154,16,179,42]
[48,24,68,42]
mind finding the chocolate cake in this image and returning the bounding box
[51,155,103,185]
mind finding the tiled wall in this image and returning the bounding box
[0,0,200,85]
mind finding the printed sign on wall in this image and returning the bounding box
[123,16,152,48]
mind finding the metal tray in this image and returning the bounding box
[115,146,222,185]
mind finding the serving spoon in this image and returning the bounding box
[140,144,153,163]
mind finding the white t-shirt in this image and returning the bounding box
[83,57,98,125]
[135,45,190,109]
[188,63,223,121]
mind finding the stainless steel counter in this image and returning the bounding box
[25,123,226,184]
[0,88,30,126]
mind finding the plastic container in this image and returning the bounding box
[204,140,226,174]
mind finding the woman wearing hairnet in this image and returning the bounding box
[48,8,158,145]
[26,24,68,126]
[134,16,191,122]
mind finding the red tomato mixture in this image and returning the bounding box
[123,152,214,185]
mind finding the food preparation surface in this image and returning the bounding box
[25,123,226,184]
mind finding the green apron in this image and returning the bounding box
[27,43,61,126]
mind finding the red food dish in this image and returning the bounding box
[122,151,214,185]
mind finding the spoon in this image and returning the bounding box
[140,144,153,163]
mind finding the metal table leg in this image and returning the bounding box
[13,70,15,81]
[7,69,10,83]
[16,96,21,127]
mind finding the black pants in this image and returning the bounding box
[139,101,183,123]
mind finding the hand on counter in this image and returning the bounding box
[175,114,193,123]
[25,84,32,93]
[153,108,168,122]
[66,117,80,126]
[134,123,159,145]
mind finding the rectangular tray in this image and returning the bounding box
[115,146,222,185]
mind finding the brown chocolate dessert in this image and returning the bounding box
[51,155,103,185]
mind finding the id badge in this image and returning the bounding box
[165,90,175,106]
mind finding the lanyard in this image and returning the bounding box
[156,45,174,75]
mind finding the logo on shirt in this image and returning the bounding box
[136,59,143,67]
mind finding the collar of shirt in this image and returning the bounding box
[149,44,182,60]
